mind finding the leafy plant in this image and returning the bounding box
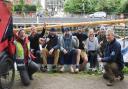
[123,66,128,74]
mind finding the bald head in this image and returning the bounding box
[31,25,37,35]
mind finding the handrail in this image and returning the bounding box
[14,19,128,32]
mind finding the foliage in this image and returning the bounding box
[119,0,128,13]
[64,0,128,14]
[14,0,37,13]
[123,66,128,74]
[64,0,83,13]
[24,5,36,12]
[36,0,42,11]
[14,5,22,11]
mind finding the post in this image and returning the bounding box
[120,14,126,48]
[37,15,39,24]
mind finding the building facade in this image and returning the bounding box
[42,0,65,16]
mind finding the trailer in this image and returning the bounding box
[0,0,15,89]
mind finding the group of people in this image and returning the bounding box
[14,24,124,86]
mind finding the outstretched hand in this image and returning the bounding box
[49,48,54,55]
[43,22,47,29]
[97,57,102,62]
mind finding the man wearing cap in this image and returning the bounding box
[73,27,88,71]
[28,24,46,63]
[39,28,60,72]
[59,27,81,73]
[98,29,124,86]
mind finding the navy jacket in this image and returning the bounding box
[102,39,124,69]
[46,35,59,51]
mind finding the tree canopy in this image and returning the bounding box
[64,0,128,14]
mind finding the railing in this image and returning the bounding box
[13,19,128,31]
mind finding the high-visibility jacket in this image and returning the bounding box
[14,37,30,60]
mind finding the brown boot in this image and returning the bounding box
[106,81,113,86]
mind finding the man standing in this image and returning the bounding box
[98,29,124,86]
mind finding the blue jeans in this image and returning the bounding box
[60,49,77,65]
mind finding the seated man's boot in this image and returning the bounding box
[40,65,47,72]
[60,66,65,73]
[75,65,79,73]
[70,66,74,73]
[107,81,113,86]
[52,65,57,72]
[103,73,109,80]
[119,74,124,81]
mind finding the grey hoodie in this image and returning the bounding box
[59,34,79,52]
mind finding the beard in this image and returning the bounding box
[89,37,94,41]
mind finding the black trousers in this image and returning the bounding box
[16,59,38,79]
[88,51,98,68]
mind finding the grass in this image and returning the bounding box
[14,66,128,81]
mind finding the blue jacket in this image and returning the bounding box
[59,34,79,52]
[102,39,124,69]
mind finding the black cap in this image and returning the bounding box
[50,28,56,32]
[63,27,70,32]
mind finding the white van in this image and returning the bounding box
[89,12,107,18]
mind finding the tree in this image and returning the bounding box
[95,0,121,14]
[24,5,36,12]
[120,0,128,13]
[64,0,128,14]
[36,0,42,12]
[14,5,22,12]
[19,0,25,12]
[64,0,83,13]
[64,0,97,13]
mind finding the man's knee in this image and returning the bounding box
[53,49,60,57]
[41,49,48,54]
[81,50,88,60]
[111,63,118,70]
[104,64,110,71]
[54,49,60,54]
[76,49,81,54]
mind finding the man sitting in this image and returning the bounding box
[39,28,60,72]
[59,27,81,73]
[73,27,88,71]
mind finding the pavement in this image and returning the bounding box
[13,72,128,89]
